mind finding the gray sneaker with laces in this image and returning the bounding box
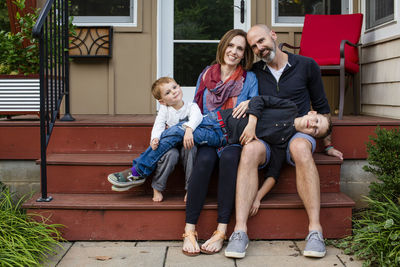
[224,230,249,258]
[303,230,326,258]
[107,168,145,187]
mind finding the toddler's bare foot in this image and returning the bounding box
[184,192,187,202]
[152,189,163,202]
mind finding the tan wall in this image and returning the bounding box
[360,37,400,119]
[69,0,157,115]
[67,0,360,115]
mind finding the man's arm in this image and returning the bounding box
[322,113,343,160]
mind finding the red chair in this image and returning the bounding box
[280,14,363,119]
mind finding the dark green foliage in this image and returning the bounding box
[0,0,10,32]
[329,196,400,267]
[363,127,400,203]
[0,187,65,266]
[0,0,39,75]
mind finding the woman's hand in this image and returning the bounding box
[232,100,250,118]
[249,198,261,217]
[240,114,258,145]
[183,127,194,149]
[150,138,159,150]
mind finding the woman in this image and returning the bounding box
[182,29,258,256]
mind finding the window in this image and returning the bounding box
[366,0,394,29]
[273,0,351,26]
[70,0,137,26]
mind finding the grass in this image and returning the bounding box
[0,186,65,266]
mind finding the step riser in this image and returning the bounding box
[47,127,151,154]
[46,164,341,194]
[27,207,352,240]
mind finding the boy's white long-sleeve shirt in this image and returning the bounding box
[150,102,203,141]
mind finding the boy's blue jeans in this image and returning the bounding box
[133,112,227,177]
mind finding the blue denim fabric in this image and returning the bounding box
[286,132,316,166]
[133,113,226,177]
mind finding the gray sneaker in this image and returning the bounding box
[224,231,249,258]
[303,231,326,258]
[107,168,144,187]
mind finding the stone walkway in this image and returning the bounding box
[45,240,363,267]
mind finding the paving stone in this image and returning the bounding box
[246,241,299,256]
[42,242,73,267]
[136,241,181,247]
[236,255,343,267]
[165,246,234,267]
[57,242,165,267]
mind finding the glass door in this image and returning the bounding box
[158,0,251,105]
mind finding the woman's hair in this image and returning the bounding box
[151,76,175,100]
[216,29,254,70]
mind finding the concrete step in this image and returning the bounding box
[44,152,342,194]
[23,192,354,240]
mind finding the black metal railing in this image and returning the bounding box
[32,0,74,202]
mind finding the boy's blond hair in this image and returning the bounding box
[151,77,175,100]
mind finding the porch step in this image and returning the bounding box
[23,192,354,240]
[44,152,342,194]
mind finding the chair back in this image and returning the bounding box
[299,14,363,73]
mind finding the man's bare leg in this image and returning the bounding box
[225,141,266,259]
[289,138,322,232]
[234,140,266,232]
[290,138,326,258]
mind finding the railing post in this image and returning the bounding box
[60,0,74,121]
[37,31,52,202]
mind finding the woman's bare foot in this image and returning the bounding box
[182,224,200,255]
[184,192,187,202]
[152,189,163,202]
[201,224,227,254]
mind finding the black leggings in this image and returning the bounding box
[185,145,241,224]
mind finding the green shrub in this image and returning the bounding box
[363,127,400,203]
[0,187,64,266]
[0,0,39,75]
[330,196,400,267]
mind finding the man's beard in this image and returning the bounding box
[260,42,276,63]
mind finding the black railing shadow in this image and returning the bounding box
[32,0,74,202]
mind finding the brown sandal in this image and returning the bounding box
[200,230,227,255]
[182,230,200,256]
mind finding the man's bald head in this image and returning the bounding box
[248,24,271,35]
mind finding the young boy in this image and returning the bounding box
[108,95,331,201]
[107,77,202,202]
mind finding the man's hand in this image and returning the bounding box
[249,198,261,217]
[150,138,159,150]
[326,147,343,160]
[183,126,194,149]
[232,100,250,118]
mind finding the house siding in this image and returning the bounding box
[361,37,400,119]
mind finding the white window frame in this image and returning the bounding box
[362,0,398,44]
[72,0,137,27]
[365,0,395,30]
[271,0,352,27]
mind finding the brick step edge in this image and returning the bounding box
[23,192,354,210]
[43,152,343,166]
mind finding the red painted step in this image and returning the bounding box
[44,152,341,194]
[23,192,354,240]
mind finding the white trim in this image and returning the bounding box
[361,0,398,44]
[174,40,220,43]
[72,0,137,27]
[234,0,251,30]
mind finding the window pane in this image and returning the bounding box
[276,0,347,23]
[70,0,130,17]
[174,43,218,86]
[174,0,233,40]
[366,0,394,29]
